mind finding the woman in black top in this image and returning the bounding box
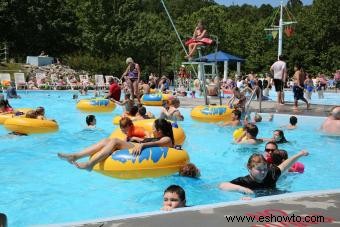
[219,151,308,194]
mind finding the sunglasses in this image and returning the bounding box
[265,148,276,152]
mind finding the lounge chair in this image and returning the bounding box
[14,73,27,90]
[0,73,11,91]
[95,74,105,90]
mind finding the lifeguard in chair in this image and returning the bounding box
[185,20,214,60]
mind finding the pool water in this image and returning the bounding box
[265,88,340,105]
[0,91,339,226]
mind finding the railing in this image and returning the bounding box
[244,88,262,115]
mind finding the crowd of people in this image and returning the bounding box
[2,50,339,213]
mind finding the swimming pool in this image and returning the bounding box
[0,91,339,226]
[267,88,340,105]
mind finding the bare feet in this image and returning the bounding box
[58,153,77,164]
[74,161,93,171]
[307,103,311,110]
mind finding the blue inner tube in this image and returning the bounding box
[143,94,162,102]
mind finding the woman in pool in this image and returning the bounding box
[58,118,174,170]
[219,150,309,194]
[261,129,288,144]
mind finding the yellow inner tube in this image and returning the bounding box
[110,119,186,145]
[4,117,59,134]
[92,146,189,179]
[76,98,116,112]
[233,128,245,141]
[0,108,31,124]
[191,105,233,122]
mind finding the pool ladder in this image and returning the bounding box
[244,88,262,116]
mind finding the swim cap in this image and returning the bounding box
[290,162,305,173]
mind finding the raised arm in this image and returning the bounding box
[278,150,309,173]
[219,182,254,194]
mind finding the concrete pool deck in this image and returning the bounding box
[44,189,340,227]
[176,95,337,117]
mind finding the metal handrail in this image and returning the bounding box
[244,88,259,115]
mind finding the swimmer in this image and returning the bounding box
[219,150,309,194]
[281,116,298,130]
[220,109,242,127]
[162,185,187,211]
[86,115,96,129]
[320,106,340,135]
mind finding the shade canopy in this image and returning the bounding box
[195,51,245,63]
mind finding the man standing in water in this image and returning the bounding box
[270,55,287,106]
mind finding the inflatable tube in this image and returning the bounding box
[92,146,189,179]
[141,94,163,106]
[233,128,245,141]
[110,119,186,145]
[0,108,31,124]
[4,118,58,134]
[76,98,116,112]
[191,105,233,122]
[112,115,138,125]
[141,94,173,106]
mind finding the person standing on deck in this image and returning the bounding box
[270,55,287,106]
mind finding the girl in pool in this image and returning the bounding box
[58,119,174,170]
[261,129,288,144]
[219,150,308,194]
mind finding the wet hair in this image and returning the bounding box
[271,149,288,166]
[245,123,258,138]
[179,163,200,178]
[138,106,147,116]
[232,109,241,120]
[36,106,45,115]
[265,141,278,150]
[247,153,267,169]
[171,98,180,106]
[254,114,262,122]
[129,105,138,116]
[164,185,186,203]
[25,110,38,119]
[290,116,298,125]
[274,130,288,143]
[86,115,96,126]
[331,106,340,120]
[154,118,174,145]
[119,117,133,128]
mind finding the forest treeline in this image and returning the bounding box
[0,0,339,77]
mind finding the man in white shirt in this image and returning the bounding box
[270,55,287,105]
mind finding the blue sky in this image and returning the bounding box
[215,0,313,7]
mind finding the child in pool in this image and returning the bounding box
[235,123,263,145]
[260,129,288,144]
[86,115,96,129]
[219,150,308,194]
[162,185,187,211]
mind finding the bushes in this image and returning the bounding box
[64,52,126,76]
